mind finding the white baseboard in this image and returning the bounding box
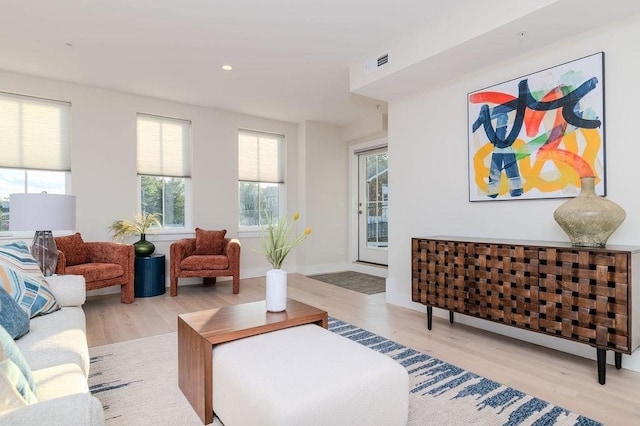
[349,262,387,278]
[295,263,349,276]
[86,263,387,298]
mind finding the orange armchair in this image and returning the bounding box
[170,229,241,296]
[54,232,135,304]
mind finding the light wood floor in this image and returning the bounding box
[84,274,640,425]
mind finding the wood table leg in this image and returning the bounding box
[615,352,622,369]
[178,317,214,424]
[597,348,606,385]
[427,306,433,330]
[314,312,329,329]
[449,311,454,324]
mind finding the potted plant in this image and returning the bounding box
[108,213,161,256]
[258,212,311,312]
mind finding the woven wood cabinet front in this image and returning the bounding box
[411,238,635,354]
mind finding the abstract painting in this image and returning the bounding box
[468,52,605,201]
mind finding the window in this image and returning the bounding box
[0,92,71,231]
[238,130,284,229]
[137,113,191,229]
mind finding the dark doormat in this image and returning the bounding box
[306,271,385,295]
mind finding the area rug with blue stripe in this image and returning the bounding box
[88,317,601,425]
[328,318,599,426]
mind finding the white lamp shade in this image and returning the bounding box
[9,193,76,231]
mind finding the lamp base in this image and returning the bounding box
[31,231,58,277]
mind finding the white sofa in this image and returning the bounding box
[1,275,104,425]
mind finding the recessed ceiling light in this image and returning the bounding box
[222,65,233,71]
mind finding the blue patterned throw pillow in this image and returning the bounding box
[0,286,29,339]
[0,241,59,318]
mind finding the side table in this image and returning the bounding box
[134,254,166,297]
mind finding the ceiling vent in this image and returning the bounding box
[364,53,389,75]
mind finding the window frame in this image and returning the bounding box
[237,129,286,234]
[238,181,285,233]
[0,168,72,235]
[0,91,72,236]
[136,113,192,233]
[137,174,192,234]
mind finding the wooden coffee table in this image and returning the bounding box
[177,299,328,424]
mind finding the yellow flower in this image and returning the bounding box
[304,227,312,235]
[293,212,300,221]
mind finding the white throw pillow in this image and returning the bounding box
[0,343,38,413]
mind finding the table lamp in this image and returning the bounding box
[9,193,76,276]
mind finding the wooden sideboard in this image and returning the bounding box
[411,236,640,384]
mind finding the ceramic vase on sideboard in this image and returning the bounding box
[266,269,287,312]
[553,176,626,248]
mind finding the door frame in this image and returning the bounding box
[348,137,388,277]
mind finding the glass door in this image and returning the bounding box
[357,149,388,265]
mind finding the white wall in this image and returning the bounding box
[387,15,640,370]
[339,111,387,144]
[296,121,349,275]
[0,70,308,283]
[0,69,389,293]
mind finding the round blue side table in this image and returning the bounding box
[134,254,166,297]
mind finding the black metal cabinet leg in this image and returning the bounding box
[449,311,454,324]
[427,306,433,330]
[615,352,622,370]
[597,348,606,385]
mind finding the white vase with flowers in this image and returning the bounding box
[258,212,311,312]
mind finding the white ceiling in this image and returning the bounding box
[0,0,471,127]
[352,1,640,102]
[3,1,638,128]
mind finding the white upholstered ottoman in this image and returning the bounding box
[212,324,409,426]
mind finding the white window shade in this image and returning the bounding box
[0,92,71,171]
[238,130,284,183]
[137,114,191,177]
